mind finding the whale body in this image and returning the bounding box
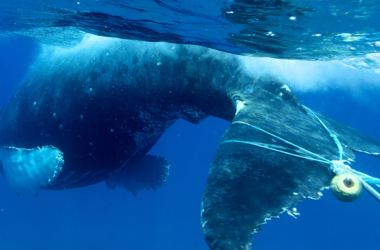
[0,35,379,250]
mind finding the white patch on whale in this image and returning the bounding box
[0,146,64,194]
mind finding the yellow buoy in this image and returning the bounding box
[330,173,362,202]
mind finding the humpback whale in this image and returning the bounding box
[0,35,379,250]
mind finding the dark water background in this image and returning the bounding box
[0,36,380,250]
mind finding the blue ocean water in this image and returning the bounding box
[1,1,380,250]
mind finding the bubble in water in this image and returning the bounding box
[337,33,362,42]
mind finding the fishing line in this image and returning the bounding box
[222,104,380,202]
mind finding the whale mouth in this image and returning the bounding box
[0,145,64,194]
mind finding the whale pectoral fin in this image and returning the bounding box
[106,155,170,194]
[0,146,64,194]
[320,116,380,157]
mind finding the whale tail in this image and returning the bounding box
[201,85,380,249]
[0,146,64,194]
[318,115,380,157]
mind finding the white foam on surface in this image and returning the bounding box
[239,55,380,92]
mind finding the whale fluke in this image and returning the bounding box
[201,83,380,249]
